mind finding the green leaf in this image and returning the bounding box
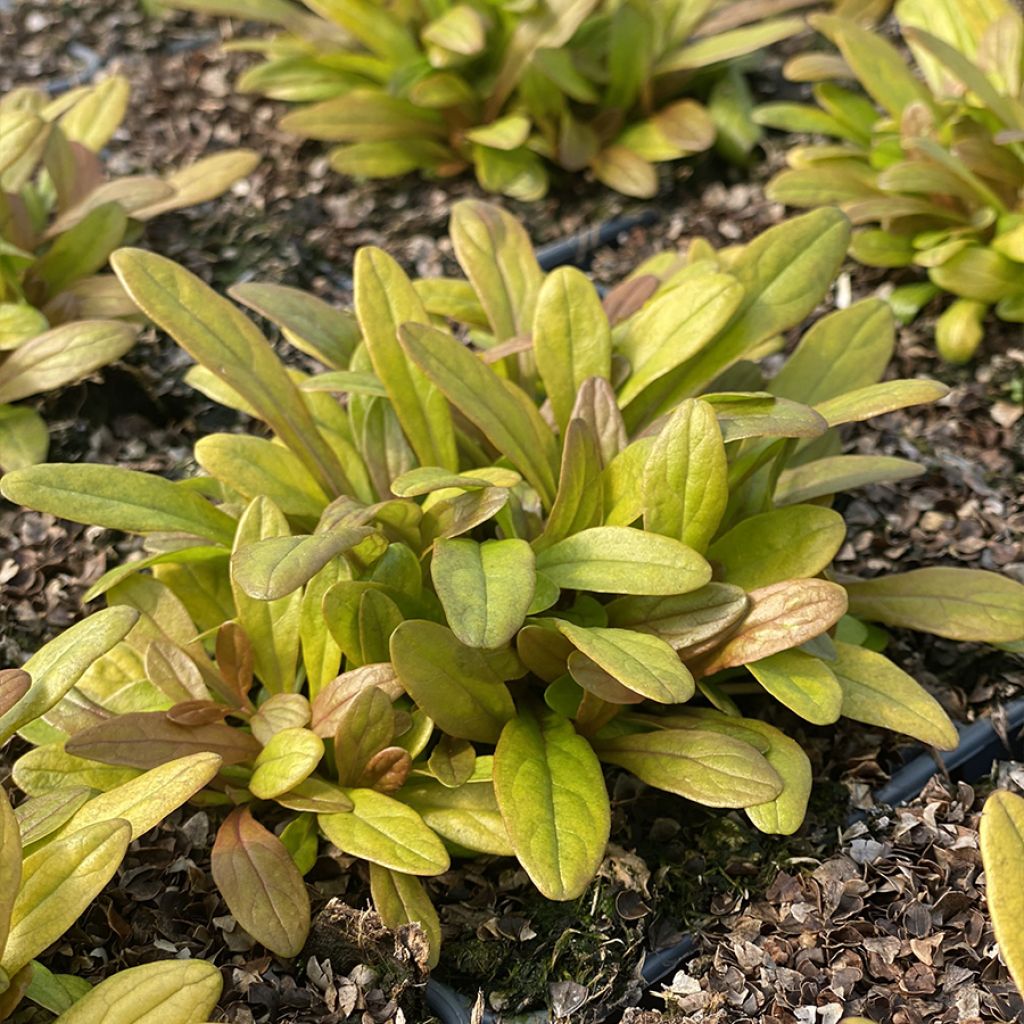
[399,322,558,506]
[596,728,782,806]
[532,266,611,435]
[301,561,346,699]
[980,790,1024,997]
[775,454,924,504]
[605,583,749,651]
[739,718,812,836]
[431,538,536,649]
[0,404,48,470]
[557,622,694,704]
[22,961,90,1015]
[465,114,532,150]
[844,568,1024,643]
[535,526,711,596]
[319,788,450,875]
[228,281,358,370]
[2,820,131,977]
[56,753,223,840]
[700,579,849,674]
[449,200,544,342]
[390,620,515,743]
[747,649,843,725]
[50,960,222,1024]
[369,864,442,968]
[658,16,804,72]
[354,247,457,470]
[212,807,310,957]
[0,464,236,545]
[643,399,727,554]
[707,505,847,590]
[706,393,827,443]
[832,641,958,749]
[250,728,325,799]
[493,707,610,900]
[0,607,139,745]
[111,248,349,499]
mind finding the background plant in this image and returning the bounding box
[0,623,223,1023]
[165,0,818,199]
[0,75,258,470]
[757,0,1024,362]
[3,201,1023,968]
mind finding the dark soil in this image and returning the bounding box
[2,2,1023,1022]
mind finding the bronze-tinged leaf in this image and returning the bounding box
[0,668,30,718]
[212,808,310,957]
[165,700,231,727]
[359,746,412,792]
[65,711,260,769]
[310,663,403,738]
[333,686,394,787]
[697,579,849,675]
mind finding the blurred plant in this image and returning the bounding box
[980,789,1024,999]
[165,0,817,199]
[757,0,1024,362]
[0,621,223,1022]
[0,75,258,469]
[3,201,1023,965]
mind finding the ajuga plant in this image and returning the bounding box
[0,75,258,470]
[0,630,223,1022]
[980,789,1024,999]
[4,202,1024,967]
[757,0,1024,363]
[164,0,814,199]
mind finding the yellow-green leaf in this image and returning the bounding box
[557,622,694,704]
[369,864,442,968]
[51,959,222,1024]
[775,454,924,505]
[0,607,139,745]
[134,148,259,220]
[57,753,223,840]
[0,790,20,958]
[532,267,611,435]
[980,790,1024,997]
[832,641,958,749]
[401,777,511,855]
[707,505,847,591]
[739,718,812,835]
[249,728,325,799]
[319,789,450,875]
[431,538,535,649]
[2,820,131,976]
[390,620,515,743]
[844,568,1024,643]
[534,526,711,596]
[493,707,610,900]
[12,744,139,797]
[596,728,782,806]
[643,399,727,553]
[0,464,236,544]
[0,404,48,470]
[748,649,842,725]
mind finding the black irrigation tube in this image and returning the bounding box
[535,209,660,272]
[425,697,1024,1024]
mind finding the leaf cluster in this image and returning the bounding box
[0,76,258,469]
[0,626,223,1023]
[3,200,1023,965]
[757,0,1024,361]
[166,0,814,198]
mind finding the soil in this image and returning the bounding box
[2,2,1024,1022]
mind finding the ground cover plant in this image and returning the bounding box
[981,788,1024,1000]
[757,0,1024,362]
[0,619,224,1022]
[3,200,1023,979]
[162,0,816,199]
[0,75,257,472]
